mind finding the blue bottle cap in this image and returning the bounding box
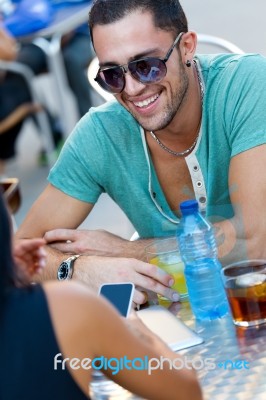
[180,199,199,214]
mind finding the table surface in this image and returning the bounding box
[175,301,266,400]
[19,3,91,41]
[90,300,266,400]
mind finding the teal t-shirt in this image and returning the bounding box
[48,53,266,238]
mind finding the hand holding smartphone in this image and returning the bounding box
[99,282,135,318]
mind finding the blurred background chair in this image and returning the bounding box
[26,1,94,138]
[0,177,21,214]
[0,60,56,168]
[197,33,245,54]
[0,176,21,231]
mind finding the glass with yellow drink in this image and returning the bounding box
[145,237,188,302]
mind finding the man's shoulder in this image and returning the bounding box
[197,53,266,73]
[90,99,131,117]
[70,100,140,146]
[74,100,139,139]
[83,100,136,129]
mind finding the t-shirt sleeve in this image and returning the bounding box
[223,54,266,157]
[48,110,105,204]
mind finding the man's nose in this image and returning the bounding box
[123,72,146,95]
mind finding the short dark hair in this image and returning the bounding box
[89,0,188,45]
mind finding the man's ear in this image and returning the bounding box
[180,31,197,64]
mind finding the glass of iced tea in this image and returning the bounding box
[145,237,188,302]
[221,260,266,327]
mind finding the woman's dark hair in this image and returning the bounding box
[0,192,16,299]
[89,0,188,44]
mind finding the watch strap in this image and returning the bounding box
[66,254,80,264]
[66,254,80,279]
[57,254,80,280]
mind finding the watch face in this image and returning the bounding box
[58,262,69,280]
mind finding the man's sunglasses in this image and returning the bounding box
[94,32,184,94]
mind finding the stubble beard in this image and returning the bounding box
[121,61,189,133]
[154,63,189,132]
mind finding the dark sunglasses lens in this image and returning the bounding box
[129,58,167,83]
[96,67,124,94]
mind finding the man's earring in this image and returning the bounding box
[185,60,191,67]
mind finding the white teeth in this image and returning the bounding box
[134,94,159,108]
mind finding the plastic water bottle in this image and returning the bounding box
[177,199,229,321]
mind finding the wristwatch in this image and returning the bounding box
[57,255,80,281]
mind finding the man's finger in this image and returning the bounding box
[49,242,75,253]
[44,229,77,243]
[133,289,150,305]
[135,261,175,288]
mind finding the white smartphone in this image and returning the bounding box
[99,282,135,318]
[137,305,204,351]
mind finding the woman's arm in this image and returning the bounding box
[45,281,202,400]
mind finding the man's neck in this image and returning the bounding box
[146,62,203,153]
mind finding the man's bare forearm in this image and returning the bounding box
[32,239,154,282]
[121,237,155,261]
[215,217,266,266]
[18,232,155,283]
[43,229,156,262]
[32,245,66,282]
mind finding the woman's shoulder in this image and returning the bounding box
[41,280,120,371]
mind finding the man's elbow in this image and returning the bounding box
[246,233,266,259]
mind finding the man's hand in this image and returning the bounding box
[74,255,179,305]
[13,238,46,277]
[44,228,128,255]
[43,229,180,304]
[44,228,151,260]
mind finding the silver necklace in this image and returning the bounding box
[150,130,199,157]
[150,60,204,157]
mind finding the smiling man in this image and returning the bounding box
[16,0,266,301]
